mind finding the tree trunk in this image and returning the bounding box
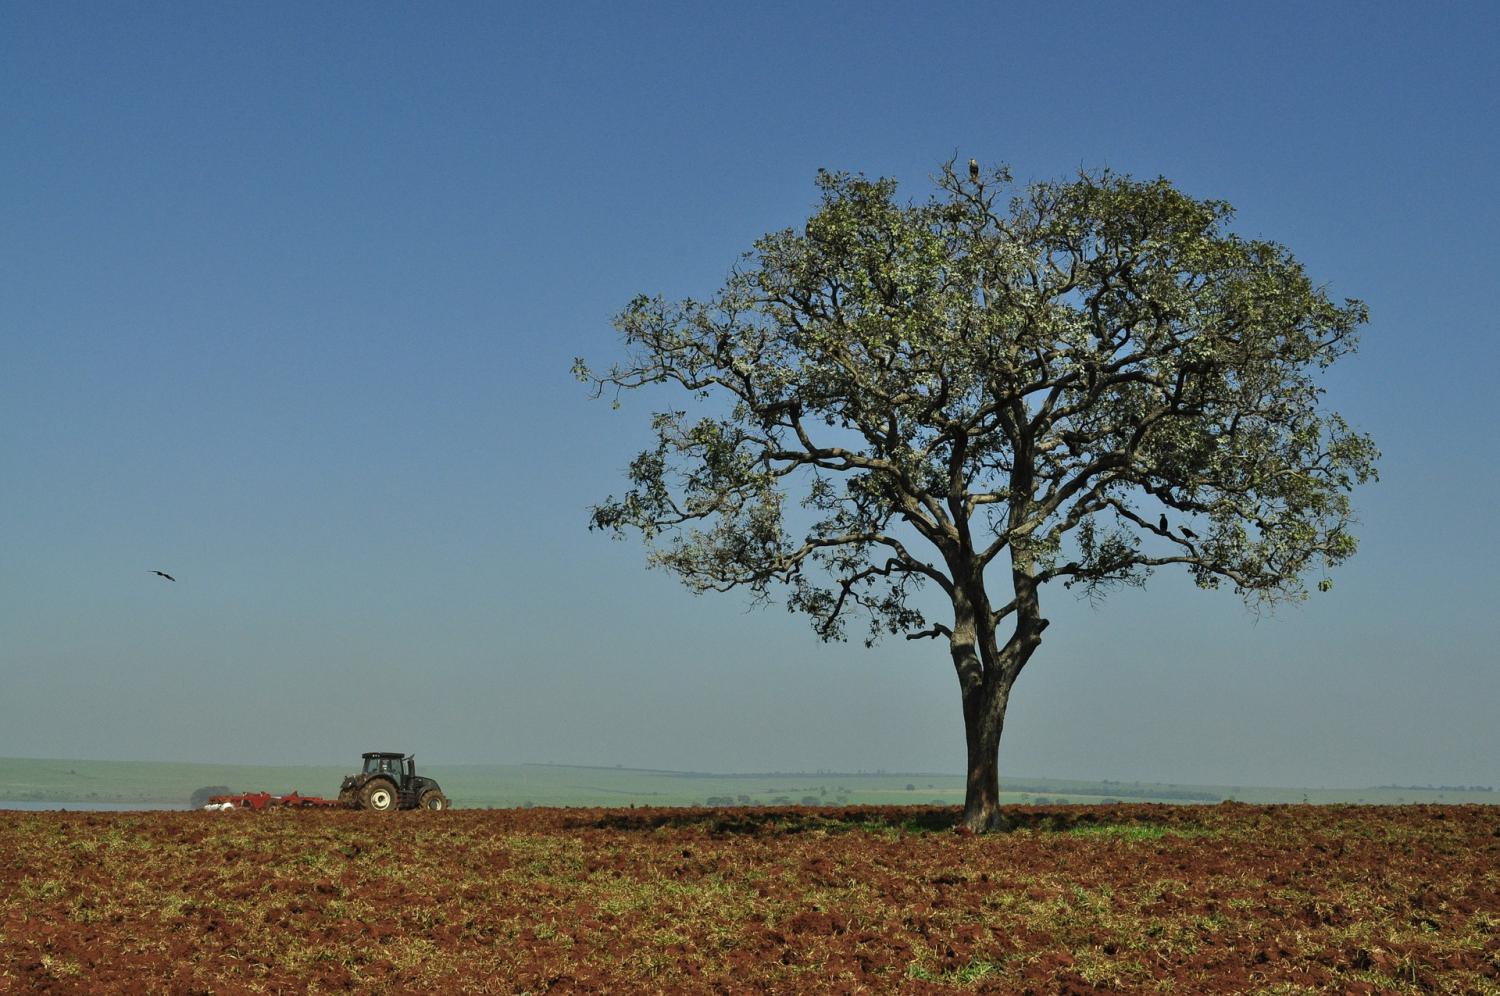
[949,567,1044,833]
[943,520,1048,831]
[960,676,1011,831]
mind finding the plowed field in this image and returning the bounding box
[2,804,1496,993]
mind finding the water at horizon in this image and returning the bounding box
[0,800,192,812]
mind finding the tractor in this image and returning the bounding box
[338,752,450,812]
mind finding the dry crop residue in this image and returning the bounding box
[1,803,1496,993]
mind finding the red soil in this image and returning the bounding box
[2,803,1496,992]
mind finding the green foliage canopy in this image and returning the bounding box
[580,162,1377,649]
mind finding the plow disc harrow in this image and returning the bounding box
[206,791,346,811]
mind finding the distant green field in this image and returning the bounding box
[0,756,1493,809]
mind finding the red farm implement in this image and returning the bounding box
[206,791,346,811]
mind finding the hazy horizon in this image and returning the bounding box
[4,4,1496,791]
[6,756,1497,796]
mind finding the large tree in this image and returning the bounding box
[577,162,1378,830]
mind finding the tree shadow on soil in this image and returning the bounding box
[571,805,1149,837]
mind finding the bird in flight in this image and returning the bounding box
[969,158,979,182]
[149,570,176,582]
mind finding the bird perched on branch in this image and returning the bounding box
[149,570,175,581]
[969,158,979,182]
[1180,526,1198,540]
[1158,514,1168,532]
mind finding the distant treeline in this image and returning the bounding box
[1372,784,1493,793]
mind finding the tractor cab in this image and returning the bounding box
[362,752,410,781]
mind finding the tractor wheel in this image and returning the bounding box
[360,778,400,813]
[419,789,449,811]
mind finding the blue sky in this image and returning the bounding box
[3,2,1496,788]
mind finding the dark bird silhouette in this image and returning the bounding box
[1158,514,1168,532]
[150,570,176,582]
[1181,526,1198,540]
[968,158,979,182]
